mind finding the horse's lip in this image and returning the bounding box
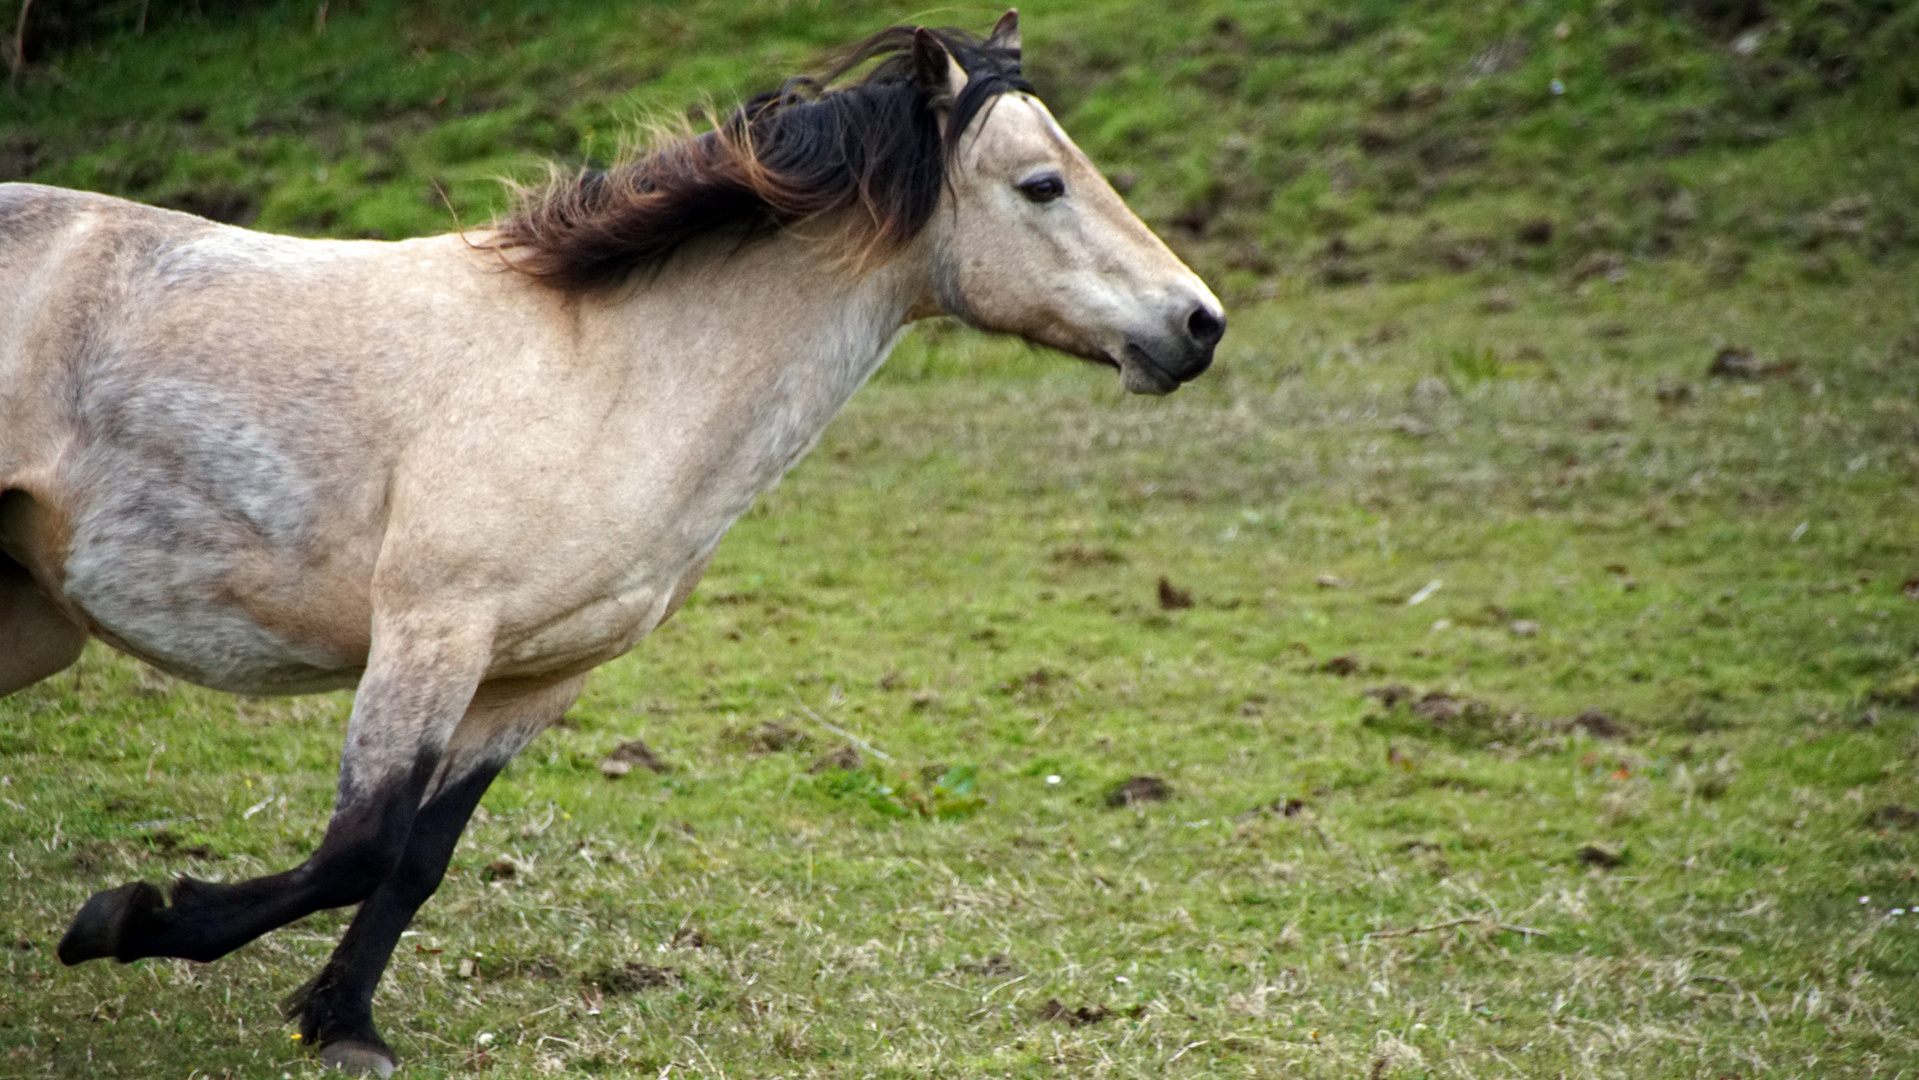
[1115,343,1181,395]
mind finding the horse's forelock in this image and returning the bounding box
[486,25,1029,290]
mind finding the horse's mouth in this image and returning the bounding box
[1113,343,1183,396]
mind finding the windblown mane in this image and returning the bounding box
[485,26,1030,289]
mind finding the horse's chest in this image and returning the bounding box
[482,399,832,673]
[490,527,724,677]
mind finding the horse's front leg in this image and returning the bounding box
[282,674,583,1077]
[56,610,494,966]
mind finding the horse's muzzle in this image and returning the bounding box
[1117,303,1225,395]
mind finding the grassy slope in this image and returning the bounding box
[3,1,1918,1077]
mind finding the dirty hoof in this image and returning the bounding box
[57,881,165,965]
[321,1039,397,1077]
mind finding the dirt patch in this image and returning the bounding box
[599,738,670,777]
[1313,235,1372,286]
[809,744,862,773]
[1049,543,1125,566]
[1235,797,1309,822]
[1706,346,1796,380]
[481,857,523,882]
[148,830,219,861]
[1864,805,1919,831]
[1517,218,1554,245]
[585,961,680,995]
[1001,666,1073,699]
[1708,345,1764,378]
[69,841,118,873]
[1411,691,1494,724]
[494,955,562,980]
[1863,682,1919,710]
[1655,379,1695,405]
[733,721,811,754]
[1319,654,1362,676]
[1365,685,1544,747]
[1366,684,1418,708]
[1575,843,1625,869]
[1569,708,1630,740]
[1574,251,1628,283]
[1106,775,1172,808]
[1037,999,1112,1026]
[955,953,1020,977]
[1156,576,1194,610]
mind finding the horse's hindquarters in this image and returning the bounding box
[0,551,86,696]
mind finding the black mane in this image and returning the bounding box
[485,25,1031,289]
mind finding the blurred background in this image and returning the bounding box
[4,0,1914,300]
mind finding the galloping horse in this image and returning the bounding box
[0,14,1221,1074]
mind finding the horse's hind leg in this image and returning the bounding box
[57,609,494,966]
[0,555,87,697]
[283,676,582,1077]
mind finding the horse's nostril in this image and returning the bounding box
[1186,306,1225,348]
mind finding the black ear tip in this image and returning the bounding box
[987,10,1022,57]
[910,26,953,86]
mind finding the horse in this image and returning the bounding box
[0,13,1222,1074]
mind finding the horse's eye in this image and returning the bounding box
[1017,174,1066,204]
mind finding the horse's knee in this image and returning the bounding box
[0,560,86,696]
[310,784,445,909]
[304,831,408,910]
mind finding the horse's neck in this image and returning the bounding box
[590,231,921,500]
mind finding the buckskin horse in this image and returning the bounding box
[0,13,1222,1074]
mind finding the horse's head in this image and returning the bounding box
[488,12,1221,395]
[918,14,1225,395]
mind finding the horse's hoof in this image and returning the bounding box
[321,1039,397,1077]
[57,881,165,965]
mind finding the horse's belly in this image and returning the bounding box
[57,476,372,694]
[51,371,381,694]
[64,531,366,694]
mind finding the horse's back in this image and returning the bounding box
[1,185,105,452]
[0,183,210,442]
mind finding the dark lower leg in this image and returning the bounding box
[284,765,502,1056]
[58,756,438,965]
[285,675,581,1070]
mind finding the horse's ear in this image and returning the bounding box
[988,10,1021,56]
[911,28,970,107]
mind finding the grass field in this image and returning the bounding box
[4,1,1919,1077]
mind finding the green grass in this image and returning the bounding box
[5,1,1919,1076]
[6,263,1917,1079]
